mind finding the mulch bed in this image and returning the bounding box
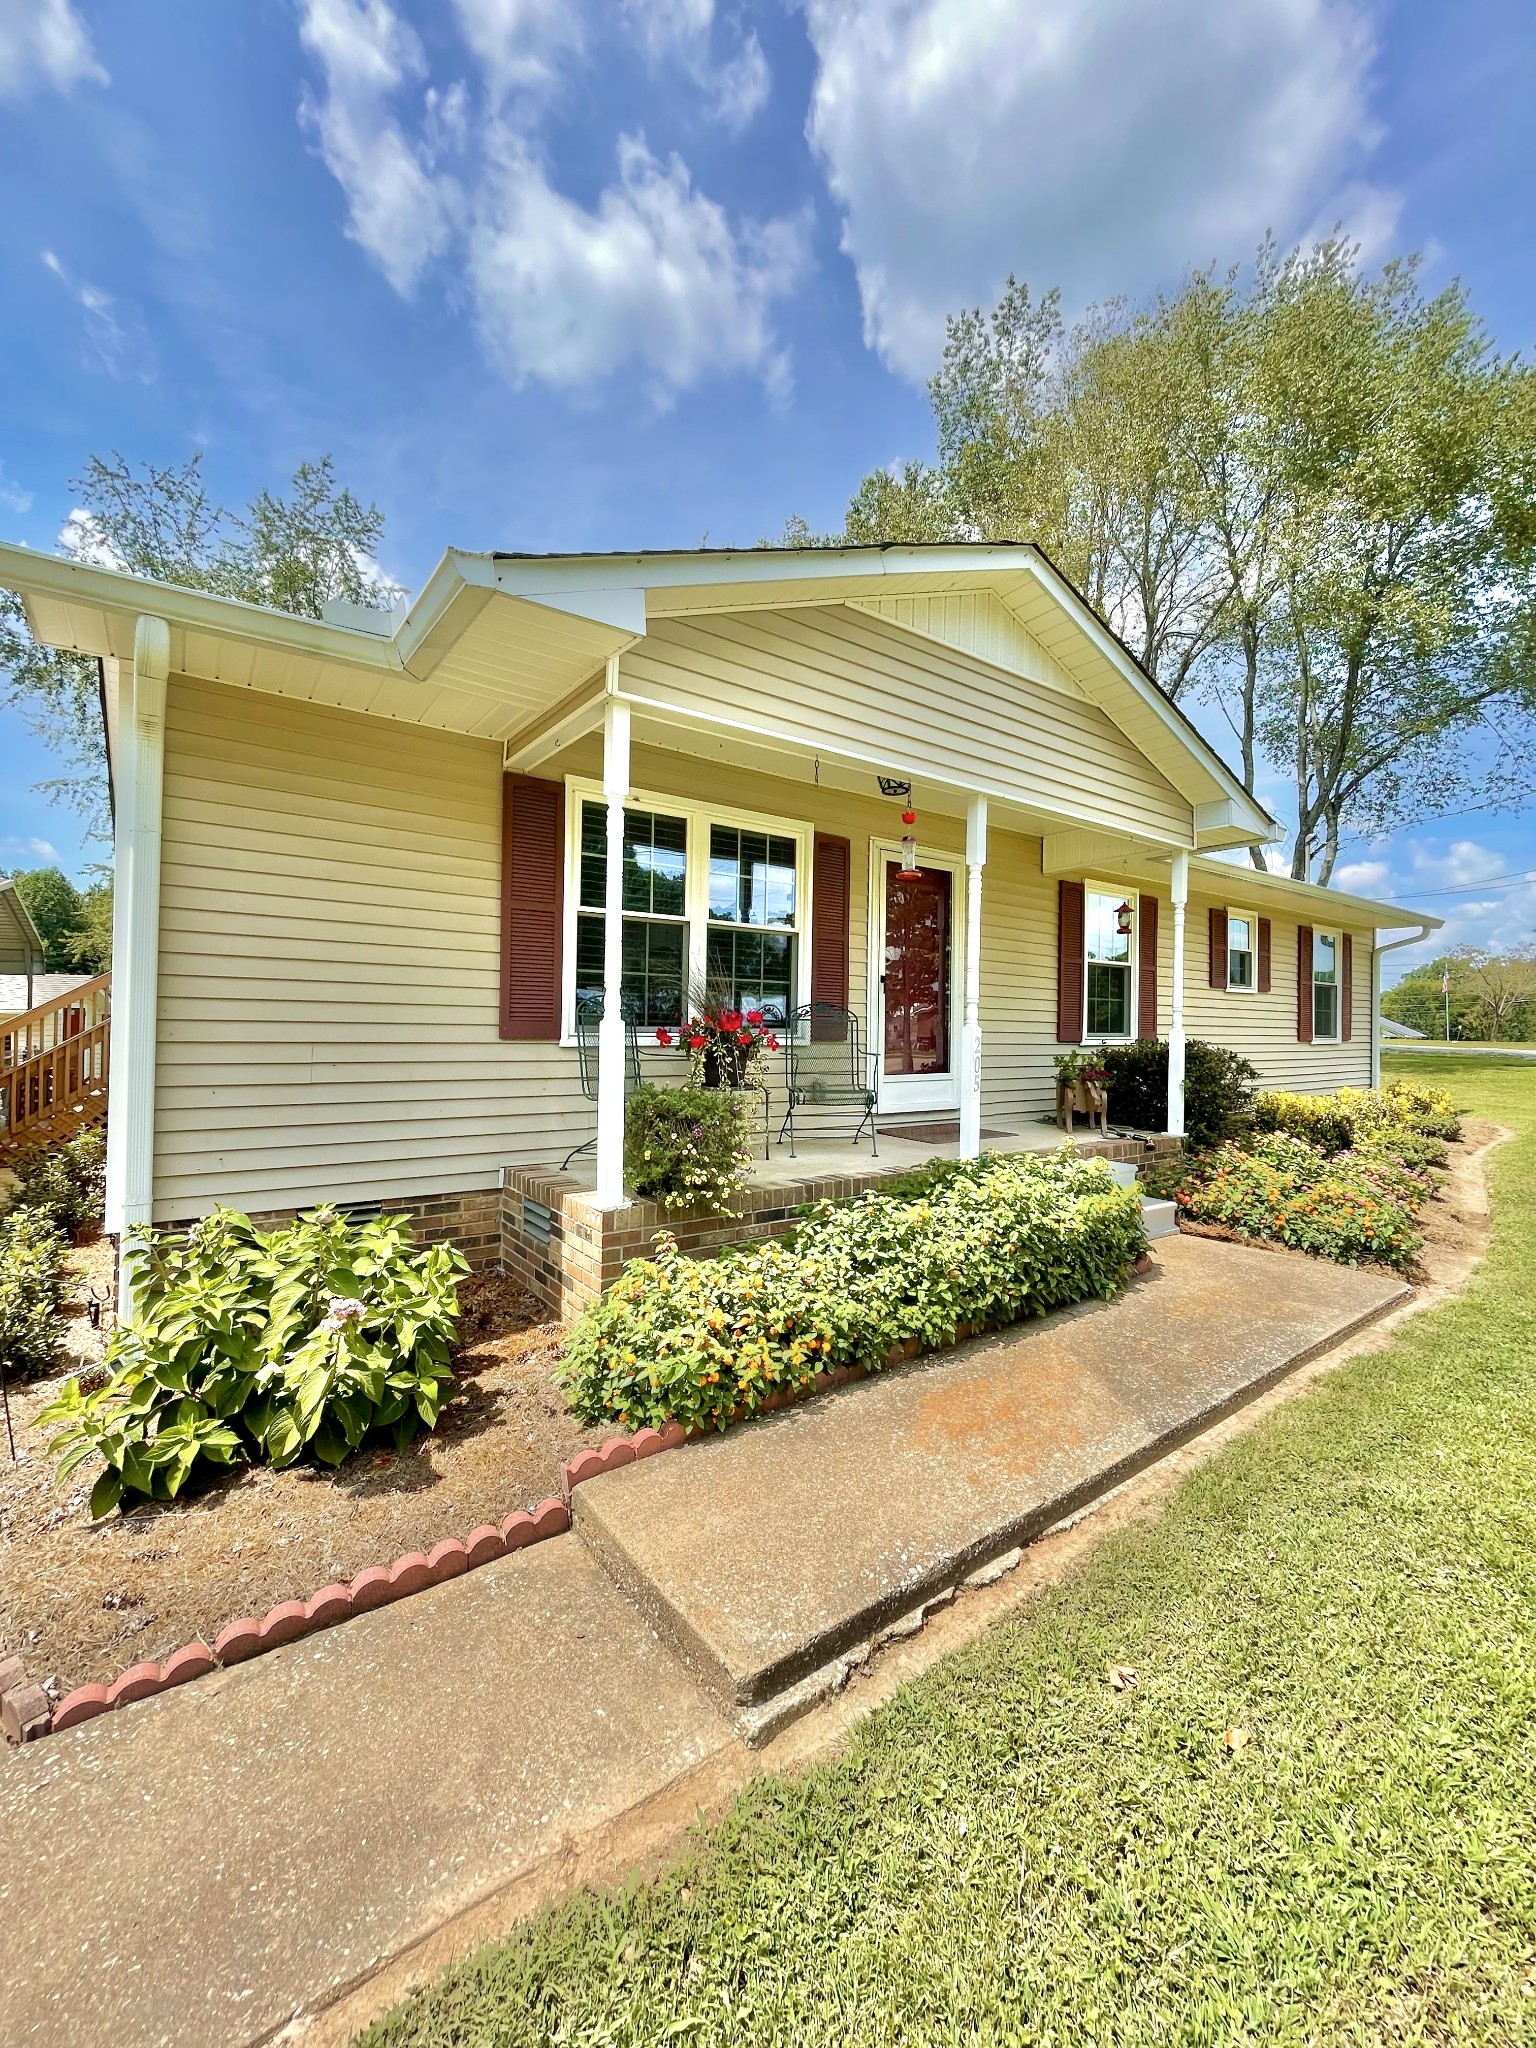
[0,1263,604,1701]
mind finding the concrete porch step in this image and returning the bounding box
[572,1236,1409,1738]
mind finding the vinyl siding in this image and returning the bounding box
[152,679,1370,1220]
[619,606,1193,844]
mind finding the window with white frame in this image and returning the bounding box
[1312,929,1340,1040]
[1227,910,1256,990]
[1084,886,1135,1039]
[568,785,809,1035]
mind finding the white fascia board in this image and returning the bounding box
[0,541,404,673]
[1189,855,1444,933]
[480,543,1039,600]
[1020,553,1277,838]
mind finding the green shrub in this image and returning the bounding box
[8,1126,107,1238]
[0,1205,69,1379]
[1253,1089,1356,1152]
[1354,1125,1449,1173]
[41,1205,466,1516]
[1161,1134,1424,1271]
[560,1148,1148,1434]
[1255,1082,1463,1155]
[626,1085,754,1214]
[1097,1038,1258,1150]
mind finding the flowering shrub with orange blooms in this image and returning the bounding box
[1154,1129,1426,1271]
[559,1148,1147,1433]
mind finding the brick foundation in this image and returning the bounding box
[502,1132,1185,1322]
[239,1187,504,1269]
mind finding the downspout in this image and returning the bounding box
[1370,923,1436,1088]
[106,616,170,1314]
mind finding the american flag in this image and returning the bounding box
[1441,969,1451,995]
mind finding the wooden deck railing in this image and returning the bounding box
[1,972,111,1156]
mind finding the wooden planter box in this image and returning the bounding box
[1055,1076,1109,1134]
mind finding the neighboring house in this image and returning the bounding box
[0,878,48,1014]
[1379,1016,1427,1039]
[0,540,1442,1289]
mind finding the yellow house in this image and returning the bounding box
[0,540,1440,1305]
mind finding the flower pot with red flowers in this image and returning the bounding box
[658,999,782,1091]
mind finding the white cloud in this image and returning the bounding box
[0,836,63,864]
[298,0,460,292]
[451,0,582,104]
[624,0,770,130]
[802,0,1393,380]
[41,249,155,380]
[1333,857,1392,894]
[295,0,801,394]
[0,0,105,100]
[469,130,805,395]
[58,507,127,569]
[0,461,33,515]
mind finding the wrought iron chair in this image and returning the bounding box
[562,998,644,1170]
[778,1002,879,1158]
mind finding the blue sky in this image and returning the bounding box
[2,0,1534,980]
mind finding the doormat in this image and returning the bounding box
[877,1121,1013,1144]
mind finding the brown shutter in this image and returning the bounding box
[1056,879,1085,1043]
[1257,916,1272,994]
[1296,923,1314,1044]
[1137,893,1159,1040]
[1208,905,1228,989]
[810,833,851,1037]
[500,774,565,1040]
[1341,933,1354,1041]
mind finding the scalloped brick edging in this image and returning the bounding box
[36,1495,571,1744]
[559,1420,687,1498]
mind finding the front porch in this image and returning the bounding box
[501,1121,1186,1321]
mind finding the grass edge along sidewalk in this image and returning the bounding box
[363,1054,1536,2048]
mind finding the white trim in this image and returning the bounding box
[869,839,966,1114]
[1081,879,1138,1045]
[596,695,631,1209]
[1224,905,1258,994]
[1168,852,1188,1138]
[109,615,170,1311]
[560,774,813,1044]
[959,797,987,1159]
[1311,926,1342,1045]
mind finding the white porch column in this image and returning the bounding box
[595,696,632,1209]
[107,616,170,1313]
[959,796,988,1159]
[1167,849,1189,1139]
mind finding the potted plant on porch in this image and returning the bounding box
[1054,1049,1111,1133]
[657,999,781,1091]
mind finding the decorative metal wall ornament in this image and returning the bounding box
[877,776,913,800]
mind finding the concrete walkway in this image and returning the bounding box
[574,1236,1407,1726]
[0,1235,1408,2048]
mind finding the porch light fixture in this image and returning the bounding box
[1115,899,1134,936]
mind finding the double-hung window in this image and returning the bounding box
[1227,911,1255,991]
[574,804,688,1026]
[1084,886,1135,1039]
[567,785,808,1037]
[1312,930,1340,1041]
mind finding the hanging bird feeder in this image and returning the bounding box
[1115,899,1134,937]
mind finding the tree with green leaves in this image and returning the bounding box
[833,240,1536,883]
[1,453,401,836]
[5,865,113,972]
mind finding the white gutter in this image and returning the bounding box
[1371,923,1437,1088]
[105,614,169,1313]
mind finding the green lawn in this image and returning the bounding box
[365,1055,1536,2047]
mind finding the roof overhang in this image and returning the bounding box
[0,538,1276,847]
[1191,856,1444,933]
